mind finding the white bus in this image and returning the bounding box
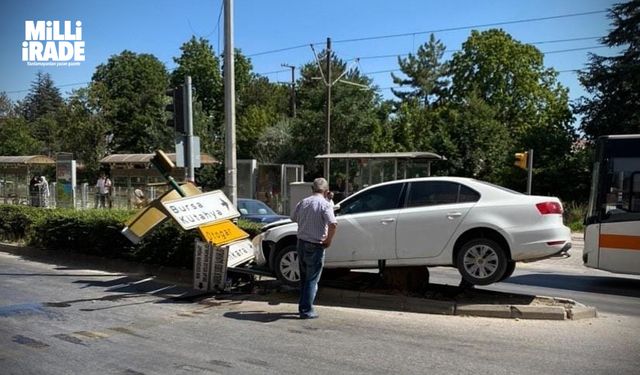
[583,134,640,275]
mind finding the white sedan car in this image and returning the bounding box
[252,177,571,286]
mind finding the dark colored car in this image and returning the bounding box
[237,198,289,224]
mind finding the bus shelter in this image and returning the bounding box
[237,159,304,215]
[315,152,446,201]
[0,155,55,205]
[99,153,217,208]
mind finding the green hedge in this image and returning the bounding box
[0,205,264,269]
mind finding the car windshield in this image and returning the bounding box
[238,199,277,215]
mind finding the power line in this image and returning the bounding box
[259,69,289,75]
[247,10,607,57]
[4,81,91,94]
[361,46,604,76]
[248,43,321,57]
[334,10,607,44]
[353,36,603,61]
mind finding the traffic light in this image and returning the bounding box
[165,85,185,133]
[514,152,528,170]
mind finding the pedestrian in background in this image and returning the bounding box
[291,177,338,319]
[95,172,111,209]
[38,176,50,208]
[29,175,40,206]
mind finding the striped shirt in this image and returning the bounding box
[291,194,337,244]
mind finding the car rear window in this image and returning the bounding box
[407,181,480,207]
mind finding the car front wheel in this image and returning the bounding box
[456,238,508,286]
[274,245,300,287]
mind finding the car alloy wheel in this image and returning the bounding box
[456,238,508,286]
[274,245,300,286]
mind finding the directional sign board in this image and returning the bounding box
[193,239,213,291]
[161,190,240,230]
[224,239,255,268]
[121,182,202,244]
[198,220,249,246]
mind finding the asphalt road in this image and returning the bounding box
[1,243,640,375]
[425,234,640,317]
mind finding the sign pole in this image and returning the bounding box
[527,148,533,195]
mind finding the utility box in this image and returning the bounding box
[289,182,313,214]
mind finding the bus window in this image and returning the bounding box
[631,172,640,212]
[601,157,640,222]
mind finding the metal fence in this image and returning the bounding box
[1,181,171,210]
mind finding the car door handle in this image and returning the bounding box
[446,212,462,219]
[380,218,396,224]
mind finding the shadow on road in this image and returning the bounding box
[223,310,300,322]
[505,274,640,298]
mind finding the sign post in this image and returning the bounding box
[121,153,255,292]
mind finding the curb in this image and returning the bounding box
[317,287,597,320]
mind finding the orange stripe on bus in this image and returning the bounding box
[599,234,640,251]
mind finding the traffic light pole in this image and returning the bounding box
[527,148,533,195]
[184,76,195,183]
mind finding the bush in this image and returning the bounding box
[0,204,265,269]
[564,202,587,232]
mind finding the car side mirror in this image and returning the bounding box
[333,203,340,212]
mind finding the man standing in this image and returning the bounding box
[95,172,111,209]
[291,178,338,319]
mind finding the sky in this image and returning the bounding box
[0,0,619,107]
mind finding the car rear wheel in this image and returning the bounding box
[498,261,516,282]
[456,238,508,286]
[274,245,300,287]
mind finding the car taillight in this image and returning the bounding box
[536,201,563,215]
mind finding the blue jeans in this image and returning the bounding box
[297,239,325,317]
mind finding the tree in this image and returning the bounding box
[56,88,110,171]
[253,117,293,163]
[232,51,290,159]
[448,29,575,197]
[171,36,222,116]
[18,71,64,122]
[391,34,449,106]
[439,93,511,181]
[0,117,42,155]
[0,92,14,119]
[91,50,171,153]
[576,0,640,138]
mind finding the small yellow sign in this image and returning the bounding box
[198,220,249,246]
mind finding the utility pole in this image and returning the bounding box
[281,64,296,118]
[310,38,364,185]
[224,0,237,205]
[325,37,331,182]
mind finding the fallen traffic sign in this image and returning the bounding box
[161,190,240,230]
[224,239,256,268]
[198,220,249,246]
[121,182,202,244]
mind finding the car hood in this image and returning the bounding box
[260,217,293,230]
[242,214,290,224]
